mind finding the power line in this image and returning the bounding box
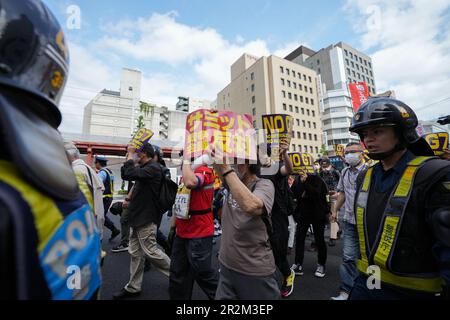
[415,96,450,112]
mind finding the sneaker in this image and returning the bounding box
[291,264,304,276]
[281,269,295,298]
[331,291,349,300]
[328,239,336,247]
[109,228,120,242]
[314,265,326,278]
[112,288,141,300]
[111,243,129,253]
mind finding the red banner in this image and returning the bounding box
[184,109,257,162]
[349,82,369,112]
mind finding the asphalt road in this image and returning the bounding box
[99,200,343,300]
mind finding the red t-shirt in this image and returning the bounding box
[176,166,215,238]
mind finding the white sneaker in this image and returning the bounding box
[331,291,349,300]
[314,264,326,278]
[291,264,304,275]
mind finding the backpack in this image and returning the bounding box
[156,165,178,216]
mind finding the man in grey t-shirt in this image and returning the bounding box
[213,159,278,300]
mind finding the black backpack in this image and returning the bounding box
[156,165,178,215]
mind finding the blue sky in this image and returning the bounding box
[43,0,450,133]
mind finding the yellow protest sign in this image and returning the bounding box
[262,114,293,161]
[129,128,154,151]
[289,152,315,174]
[333,144,345,158]
[423,132,449,156]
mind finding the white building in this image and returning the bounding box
[82,68,187,143]
[176,96,212,113]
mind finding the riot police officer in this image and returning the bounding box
[348,97,450,299]
[0,0,101,299]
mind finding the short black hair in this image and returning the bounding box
[141,143,155,159]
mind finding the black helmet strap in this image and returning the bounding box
[368,142,406,160]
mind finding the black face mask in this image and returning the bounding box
[368,143,406,160]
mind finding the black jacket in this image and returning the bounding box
[291,174,329,223]
[121,159,162,228]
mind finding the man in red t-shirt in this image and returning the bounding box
[168,161,218,300]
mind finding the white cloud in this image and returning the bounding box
[58,12,303,133]
[345,0,450,120]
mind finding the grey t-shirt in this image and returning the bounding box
[218,177,276,276]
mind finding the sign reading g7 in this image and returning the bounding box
[423,132,449,156]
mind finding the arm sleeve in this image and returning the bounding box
[98,170,107,183]
[337,169,345,192]
[252,179,275,216]
[121,160,158,181]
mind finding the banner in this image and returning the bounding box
[423,132,449,156]
[289,152,315,174]
[128,128,154,152]
[262,114,293,161]
[349,82,369,112]
[184,109,257,162]
[333,144,345,158]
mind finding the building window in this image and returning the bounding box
[298,72,301,78]
[300,96,304,103]
[317,59,320,65]
[252,108,256,116]
[294,94,298,101]
[304,145,308,152]
[370,70,373,77]
[365,68,368,74]
[308,121,311,128]
[301,108,305,115]
[354,54,358,61]
[128,86,133,91]
[308,76,312,82]
[346,59,349,66]
[356,64,359,71]
[352,70,356,76]
[303,74,307,81]
[296,119,300,126]
[348,77,352,83]
[293,72,296,78]
[283,103,287,111]
[280,66,284,73]
[299,84,302,91]
[286,68,290,75]
[312,110,315,116]
[350,52,353,58]
[251,84,255,92]
[315,146,319,153]
[360,57,363,63]
[303,132,307,139]
[314,134,317,141]
[357,73,360,79]
[318,68,321,74]
[344,49,348,56]
[293,82,297,89]
[282,90,286,98]
[288,92,292,99]
[251,96,255,103]
[351,61,354,68]
[362,75,365,81]
[308,133,312,140]
[302,120,306,127]
[368,62,372,68]
[309,87,313,94]
[250,72,254,80]
[371,79,374,85]
[306,97,309,104]
[281,78,285,85]
[346,67,351,75]
[299,145,302,151]
[287,80,291,87]
[297,132,301,138]
[289,105,293,112]
[364,60,367,66]
[295,106,299,113]
[313,122,316,129]
[310,146,313,153]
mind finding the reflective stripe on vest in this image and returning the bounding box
[0,160,101,299]
[355,156,444,293]
[74,171,94,209]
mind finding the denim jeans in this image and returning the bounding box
[339,221,360,294]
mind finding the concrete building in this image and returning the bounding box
[176,96,212,112]
[321,88,360,149]
[217,53,323,158]
[82,68,187,142]
[286,42,376,95]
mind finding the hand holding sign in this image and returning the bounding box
[129,128,154,152]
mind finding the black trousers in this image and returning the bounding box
[169,236,218,300]
[295,216,327,266]
[103,197,117,232]
[271,215,291,278]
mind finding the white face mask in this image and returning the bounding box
[345,153,361,167]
